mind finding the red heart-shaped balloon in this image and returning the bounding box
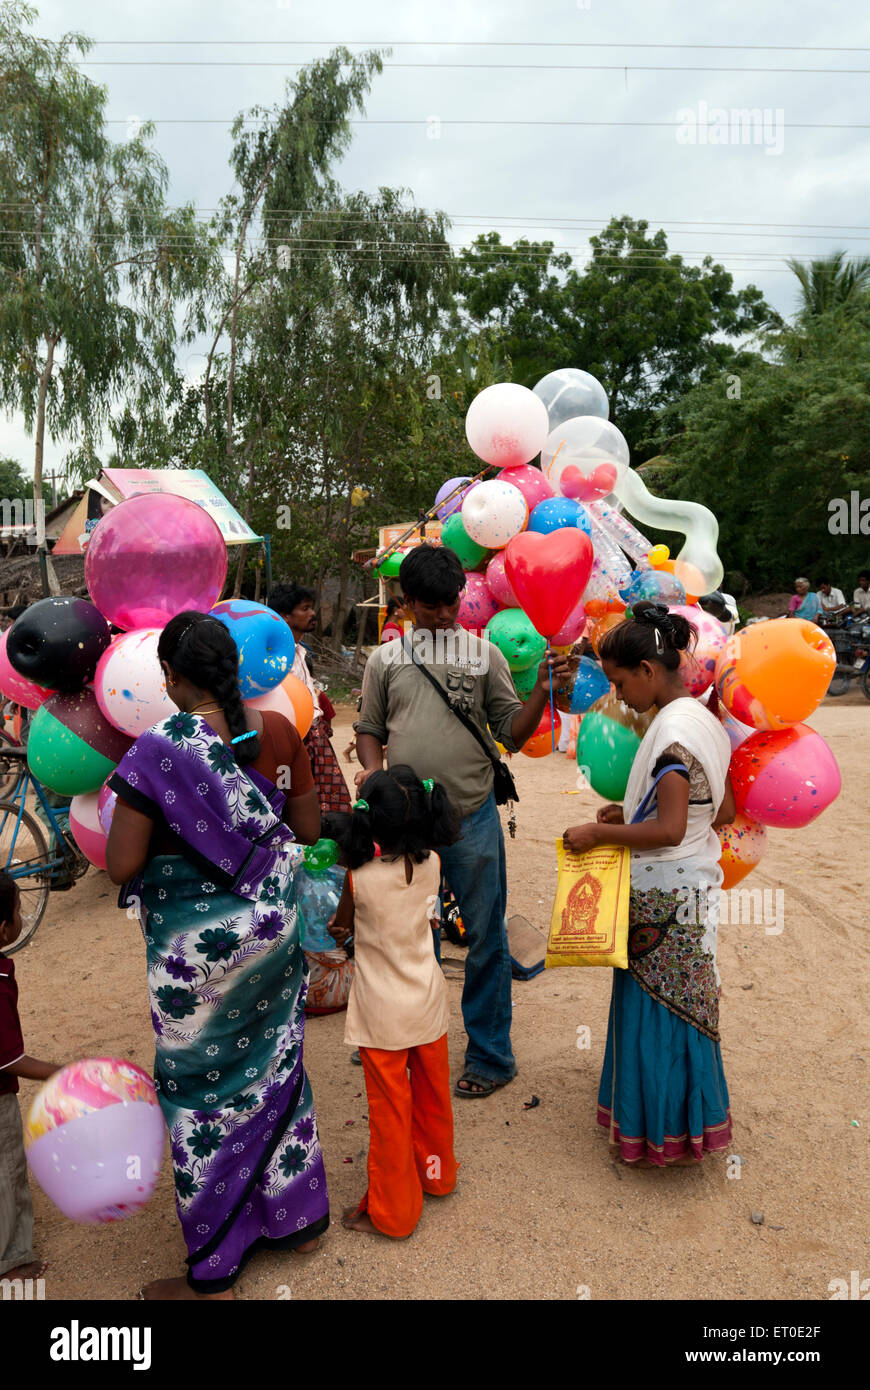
[504,528,594,638]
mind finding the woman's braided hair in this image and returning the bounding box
[157,610,261,765]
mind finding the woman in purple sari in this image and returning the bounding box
[106,613,329,1300]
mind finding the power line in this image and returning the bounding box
[93,117,870,132]
[4,202,870,237]
[91,41,870,53]
[76,61,870,73]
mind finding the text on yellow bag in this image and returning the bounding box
[545,841,629,969]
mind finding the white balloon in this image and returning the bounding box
[461,479,528,550]
[533,367,609,429]
[465,383,550,469]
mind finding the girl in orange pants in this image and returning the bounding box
[328,765,461,1238]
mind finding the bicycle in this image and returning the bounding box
[0,745,90,954]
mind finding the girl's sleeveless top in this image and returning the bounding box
[343,853,448,1050]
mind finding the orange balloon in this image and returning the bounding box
[246,672,315,737]
[521,708,557,758]
[717,811,766,888]
[584,596,627,620]
[715,618,835,731]
[589,612,625,655]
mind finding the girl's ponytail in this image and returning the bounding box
[425,781,461,852]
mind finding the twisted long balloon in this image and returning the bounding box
[612,467,724,594]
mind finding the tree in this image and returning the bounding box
[786,250,870,321]
[0,1,210,588]
[653,307,870,589]
[451,216,772,458]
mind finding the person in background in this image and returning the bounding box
[0,872,61,1285]
[787,578,822,622]
[268,583,353,815]
[817,579,848,616]
[354,543,570,1099]
[380,596,407,644]
[328,766,460,1238]
[853,572,870,613]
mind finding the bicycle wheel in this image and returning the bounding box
[0,799,51,953]
[0,728,23,799]
[827,666,852,697]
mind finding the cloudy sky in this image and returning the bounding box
[4,0,869,482]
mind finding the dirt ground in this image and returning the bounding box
[11,693,869,1302]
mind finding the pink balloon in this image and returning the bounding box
[69,792,108,870]
[0,628,56,710]
[731,724,841,829]
[550,596,587,647]
[485,552,520,608]
[457,572,500,634]
[85,493,228,630]
[496,464,554,514]
[671,604,728,697]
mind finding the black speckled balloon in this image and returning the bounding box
[6,597,111,692]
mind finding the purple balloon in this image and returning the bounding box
[434,477,473,521]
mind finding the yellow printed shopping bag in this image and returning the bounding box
[545,840,630,969]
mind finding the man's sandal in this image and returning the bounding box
[454,1071,510,1098]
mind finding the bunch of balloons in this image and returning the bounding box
[420,370,842,877]
[0,491,313,871]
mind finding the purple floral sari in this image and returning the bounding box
[111,712,329,1291]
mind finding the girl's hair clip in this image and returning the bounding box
[231,730,258,745]
[421,778,434,793]
[355,799,370,812]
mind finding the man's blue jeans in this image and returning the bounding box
[439,793,515,1084]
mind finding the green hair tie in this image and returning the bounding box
[355,799,370,812]
[422,779,434,793]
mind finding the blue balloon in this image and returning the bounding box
[527,497,592,536]
[618,566,686,606]
[211,599,296,699]
[570,656,611,714]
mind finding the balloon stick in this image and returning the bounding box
[548,646,556,753]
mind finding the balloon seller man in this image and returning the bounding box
[354,544,570,1098]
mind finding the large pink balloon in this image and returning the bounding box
[730,724,841,829]
[457,573,500,634]
[85,493,228,631]
[496,464,554,513]
[485,552,520,608]
[0,629,55,710]
[465,384,550,469]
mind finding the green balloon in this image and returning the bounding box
[376,551,404,579]
[27,707,120,796]
[486,608,547,673]
[303,837,340,873]
[441,513,489,570]
[512,662,540,699]
[576,712,641,801]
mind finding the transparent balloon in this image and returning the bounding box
[541,416,630,504]
[612,466,725,595]
[532,367,609,430]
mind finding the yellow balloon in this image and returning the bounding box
[647,544,670,568]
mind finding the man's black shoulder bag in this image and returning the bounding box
[403,639,519,805]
